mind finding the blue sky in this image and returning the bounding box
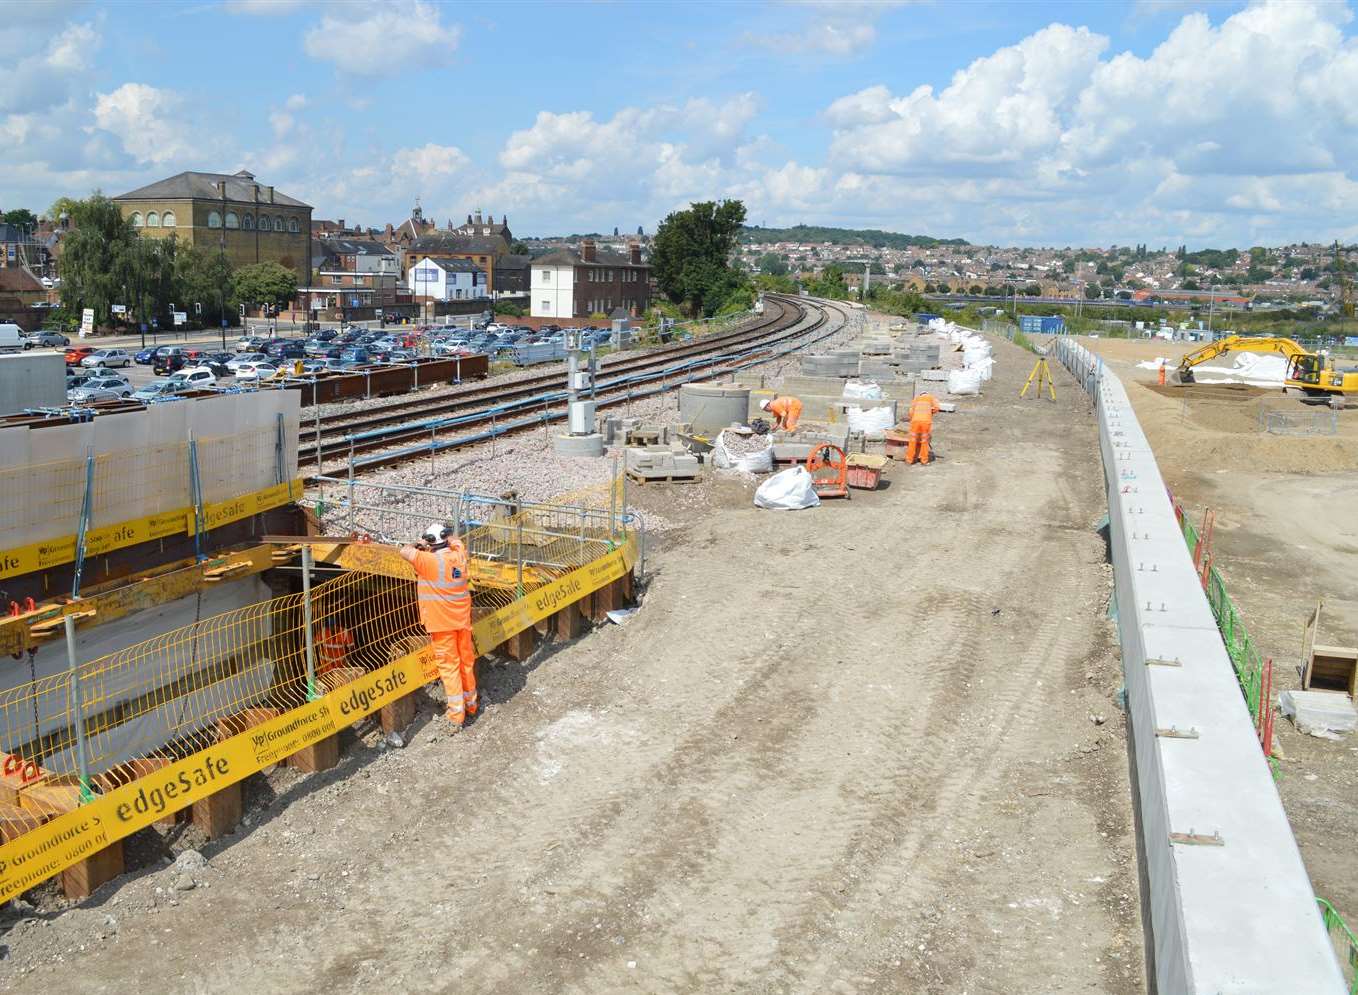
[6,0,1358,247]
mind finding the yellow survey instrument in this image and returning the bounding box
[1172,335,1358,397]
[1020,357,1056,400]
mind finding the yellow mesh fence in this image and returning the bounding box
[0,488,634,846]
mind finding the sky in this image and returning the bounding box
[6,0,1358,249]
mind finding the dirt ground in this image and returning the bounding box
[1,331,1144,994]
[1087,334,1358,927]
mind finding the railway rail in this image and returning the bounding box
[301,295,850,480]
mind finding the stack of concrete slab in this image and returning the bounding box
[799,352,860,377]
[625,445,700,481]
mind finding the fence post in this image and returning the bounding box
[275,412,286,487]
[515,518,524,597]
[347,447,356,533]
[71,448,96,600]
[301,544,318,700]
[610,453,620,537]
[63,615,93,804]
[314,382,322,477]
[188,433,206,563]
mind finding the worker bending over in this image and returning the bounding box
[759,395,803,432]
[905,393,941,465]
[401,521,477,731]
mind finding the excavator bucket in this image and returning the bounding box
[1168,367,1192,385]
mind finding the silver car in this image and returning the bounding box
[81,348,133,368]
[68,375,133,403]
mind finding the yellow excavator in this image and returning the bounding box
[1171,335,1358,397]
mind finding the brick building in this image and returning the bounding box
[530,239,650,319]
[112,169,312,281]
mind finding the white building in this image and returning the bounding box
[530,239,651,319]
[406,257,487,302]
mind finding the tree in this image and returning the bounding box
[757,252,789,276]
[968,284,983,295]
[1084,284,1102,300]
[1022,283,1042,296]
[57,193,140,327]
[650,199,748,316]
[868,260,886,275]
[1300,266,1318,281]
[2,208,37,228]
[1061,258,1075,274]
[1182,278,1201,290]
[233,261,297,311]
[510,241,529,255]
[923,282,936,293]
[175,245,234,328]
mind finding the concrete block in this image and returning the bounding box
[919,369,948,382]
[1279,690,1358,738]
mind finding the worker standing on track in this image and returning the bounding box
[905,393,941,465]
[760,395,803,432]
[401,521,477,731]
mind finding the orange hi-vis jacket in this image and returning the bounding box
[768,396,802,427]
[909,394,941,431]
[317,624,353,674]
[402,541,472,633]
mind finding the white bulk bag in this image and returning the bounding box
[947,368,983,395]
[712,429,774,473]
[843,379,884,401]
[846,405,895,439]
[753,466,821,510]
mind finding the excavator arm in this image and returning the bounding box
[1173,336,1314,384]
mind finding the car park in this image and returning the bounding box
[81,349,133,368]
[68,375,134,403]
[24,329,69,348]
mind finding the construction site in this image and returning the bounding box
[2,297,1356,993]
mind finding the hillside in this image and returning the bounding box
[740,224,968,249]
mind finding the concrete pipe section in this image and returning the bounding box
[552,432,605,457]
[678,383,752,435]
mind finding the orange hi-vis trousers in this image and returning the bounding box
[905,420,933,464]
[431,628,477,725]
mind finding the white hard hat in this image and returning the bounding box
[759,399,772,411]
[422,521,451,545]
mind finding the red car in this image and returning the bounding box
[64,346,96,366]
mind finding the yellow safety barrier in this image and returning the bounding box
[0,420,299,581]
[0,529,636,904]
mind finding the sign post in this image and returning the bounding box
[79,308,94,338]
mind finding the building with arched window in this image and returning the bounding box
[112,169,312,280]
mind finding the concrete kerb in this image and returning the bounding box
[1049,335,1345,993]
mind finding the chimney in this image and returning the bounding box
[266,186,275,204]
[474,208,483,225]
[581,239,596,263]
[466,213,472,225]
[216,180,226,198]
[629,241,641,265]
[338,218,345,231]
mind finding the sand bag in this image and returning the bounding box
[753,466,821,510]
[713,429,774,473]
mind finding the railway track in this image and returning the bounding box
[301,296,851,480]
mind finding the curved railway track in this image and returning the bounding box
[302,295,852,481]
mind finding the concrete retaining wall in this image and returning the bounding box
[1049,336,1343,993]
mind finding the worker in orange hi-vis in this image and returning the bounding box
[400,521,477,731]
[905,393,942,465]
[1158,361,1167,386]
[759,395,803,432]
[316,619,354,677]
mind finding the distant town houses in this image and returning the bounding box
[406,256,487,302]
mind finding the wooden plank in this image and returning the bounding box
[0,802,45,843]
[61,839,124,900]
[288,734,339,774]
[192,782,241,840]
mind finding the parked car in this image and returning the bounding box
[132,379,188,402]
[24,330,69,348]
[64,346,96,366]
[314,328,339,342]
[236,336,269,353]
[231,362,279,382]
[227,352,270,372]
[65,368,95,390]
[299,360,328,375]
[338,348,371,365]
[165,366,217,390]
[68,375,134,403]
[133,347,157,364]
[81,349,133,369]
[265,340,307,360]
[153,349,188,375]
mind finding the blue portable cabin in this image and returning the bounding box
[1019,315,1066,335]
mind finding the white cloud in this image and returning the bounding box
[392,143,470,181]
[750,0,911,57]
[92,83,198,165]
[302,0,460,74]
[222,0,311,14]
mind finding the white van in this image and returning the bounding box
[0,323,23,353]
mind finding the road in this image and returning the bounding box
[3,332,1144,993]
